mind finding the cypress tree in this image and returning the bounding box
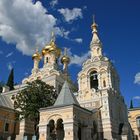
[130,99,133,109]
[6,68,14,90]
[0,81,5,93]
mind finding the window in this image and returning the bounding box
[90,71,98,90]
[103,80,106,87]
[46,57,48,63]
[136,116,140,128]
[5,123,9,132]
[97,48,100,54]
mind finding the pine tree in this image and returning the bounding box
[6,68,14,90]
[130,99,133,109]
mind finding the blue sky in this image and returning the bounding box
[0,0,140,107]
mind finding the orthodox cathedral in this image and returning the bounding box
[0,19,135,140]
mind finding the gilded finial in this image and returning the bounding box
[93,15,95,24]
[51,31,55,42]
[32,47,41,60]
[35,47,39,53]
[64,48,67,56]
[61,48,70,65]
[91,15,98,33]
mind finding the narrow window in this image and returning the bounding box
[97,48,100,54]
[136,116,140,128]
[103,80,106,87]
[46,57,48,63]
[5,123,9,132]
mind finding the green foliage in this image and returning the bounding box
[12,80,57,122]
[6,68,14,90]
[130,99,133,109]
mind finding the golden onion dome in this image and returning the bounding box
[61,55,70,64]
[42,47,50,56]
[42,48,46,56]
[32,51,41,60]
[42,32,61,57]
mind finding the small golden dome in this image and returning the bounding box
[32,51,41,60]
[42,48,46,56]
[61,55,70,64]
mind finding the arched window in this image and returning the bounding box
[47,120,56,139]
[103,80,106,87]
[90,71,98,90]
[136,116,140,128]
[56,119,64,140]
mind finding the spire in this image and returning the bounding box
[32,47,41,74]
[91,15,101,44]
[61,48,70,73]
[90,16,102,58]
[51,31,55,42]
[54,81,79,106]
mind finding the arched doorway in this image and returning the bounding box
[47,119,56,140]
[56,119,64,140]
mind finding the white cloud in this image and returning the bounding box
[74,38,83,43]
[66,48,90,66]
[58,8,83,22]
[6,52,13,58]
[0,0,59,56]
[133,96,140,100]
[50,0,58,8]
[134,72,140,85]
[55,27,70,39]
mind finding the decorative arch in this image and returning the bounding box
[47,114,62,123]
[87,68,98,74]
[47,117,65,140]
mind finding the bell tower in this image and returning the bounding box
[77,19,129,140]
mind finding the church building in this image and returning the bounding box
[38,20,132,140]
[0,19,133,140]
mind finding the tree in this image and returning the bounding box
[130,99,133,109]
[6,68,14,90]
[12,79,57,137]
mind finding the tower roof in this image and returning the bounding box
[91,17,101,45]
[54,81,79,106]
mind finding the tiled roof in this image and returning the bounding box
[0,94,14,109]
[54,81,79,106]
